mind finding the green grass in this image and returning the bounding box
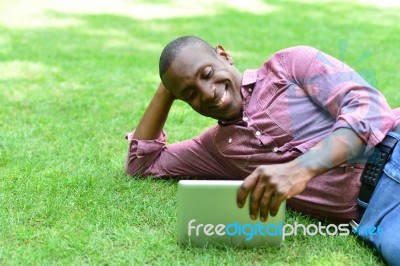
[1,0,399,264]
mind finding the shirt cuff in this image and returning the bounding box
[332,117,388,156]
[126,130,167,158]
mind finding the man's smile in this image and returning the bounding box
[216,90,227,106]
[212,83,229,109]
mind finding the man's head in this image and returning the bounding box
[159,36,243,122]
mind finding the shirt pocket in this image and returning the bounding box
[261,83,334,141]
[215,128,253,170]
[253,84,294,147]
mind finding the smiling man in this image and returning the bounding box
[125,36,400,264]
[160,44,243,122]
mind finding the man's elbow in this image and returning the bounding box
[124,160,145,177]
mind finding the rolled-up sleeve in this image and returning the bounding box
[125,130,167,176]
[125,127,232,178]
[289,46,395,154]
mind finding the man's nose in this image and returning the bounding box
[199,83,215,103]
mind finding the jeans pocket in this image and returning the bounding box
[384,162,400,184]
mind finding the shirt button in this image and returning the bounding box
[248,88,252,92]
[273,147,279,153]
[243,117,248,121]
[228,138,232,143]
[255,131,261,136]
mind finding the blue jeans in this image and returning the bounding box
[358,131,400,266]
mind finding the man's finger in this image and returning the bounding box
[237,173,258,208]
[269,192,287,217]
[259,189,274,222]
[249,181,265,220]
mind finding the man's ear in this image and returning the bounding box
[216,45,234,65]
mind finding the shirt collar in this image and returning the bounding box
[241,69,258,87]
[240,69,258,99]
[218,118,246,127]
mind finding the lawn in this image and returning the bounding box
[0,0,399,264]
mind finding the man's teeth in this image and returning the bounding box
[217,90,227,106]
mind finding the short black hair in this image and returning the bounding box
[159,35,216,79]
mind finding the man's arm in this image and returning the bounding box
[125,82,175,176]
[237,128,365,222]
[132,83,175,140]
[125,83,233,178]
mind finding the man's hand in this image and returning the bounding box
[236,128,365,222]
[237,161,313,222]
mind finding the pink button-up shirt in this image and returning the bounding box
[126,46,400,222]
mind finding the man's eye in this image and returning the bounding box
[204,67,213,79]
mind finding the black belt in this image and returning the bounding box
[357,126,400,212]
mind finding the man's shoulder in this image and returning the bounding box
[259,45,319,71]
[269,45,319,60]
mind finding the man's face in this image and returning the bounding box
[162,45,243,122]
